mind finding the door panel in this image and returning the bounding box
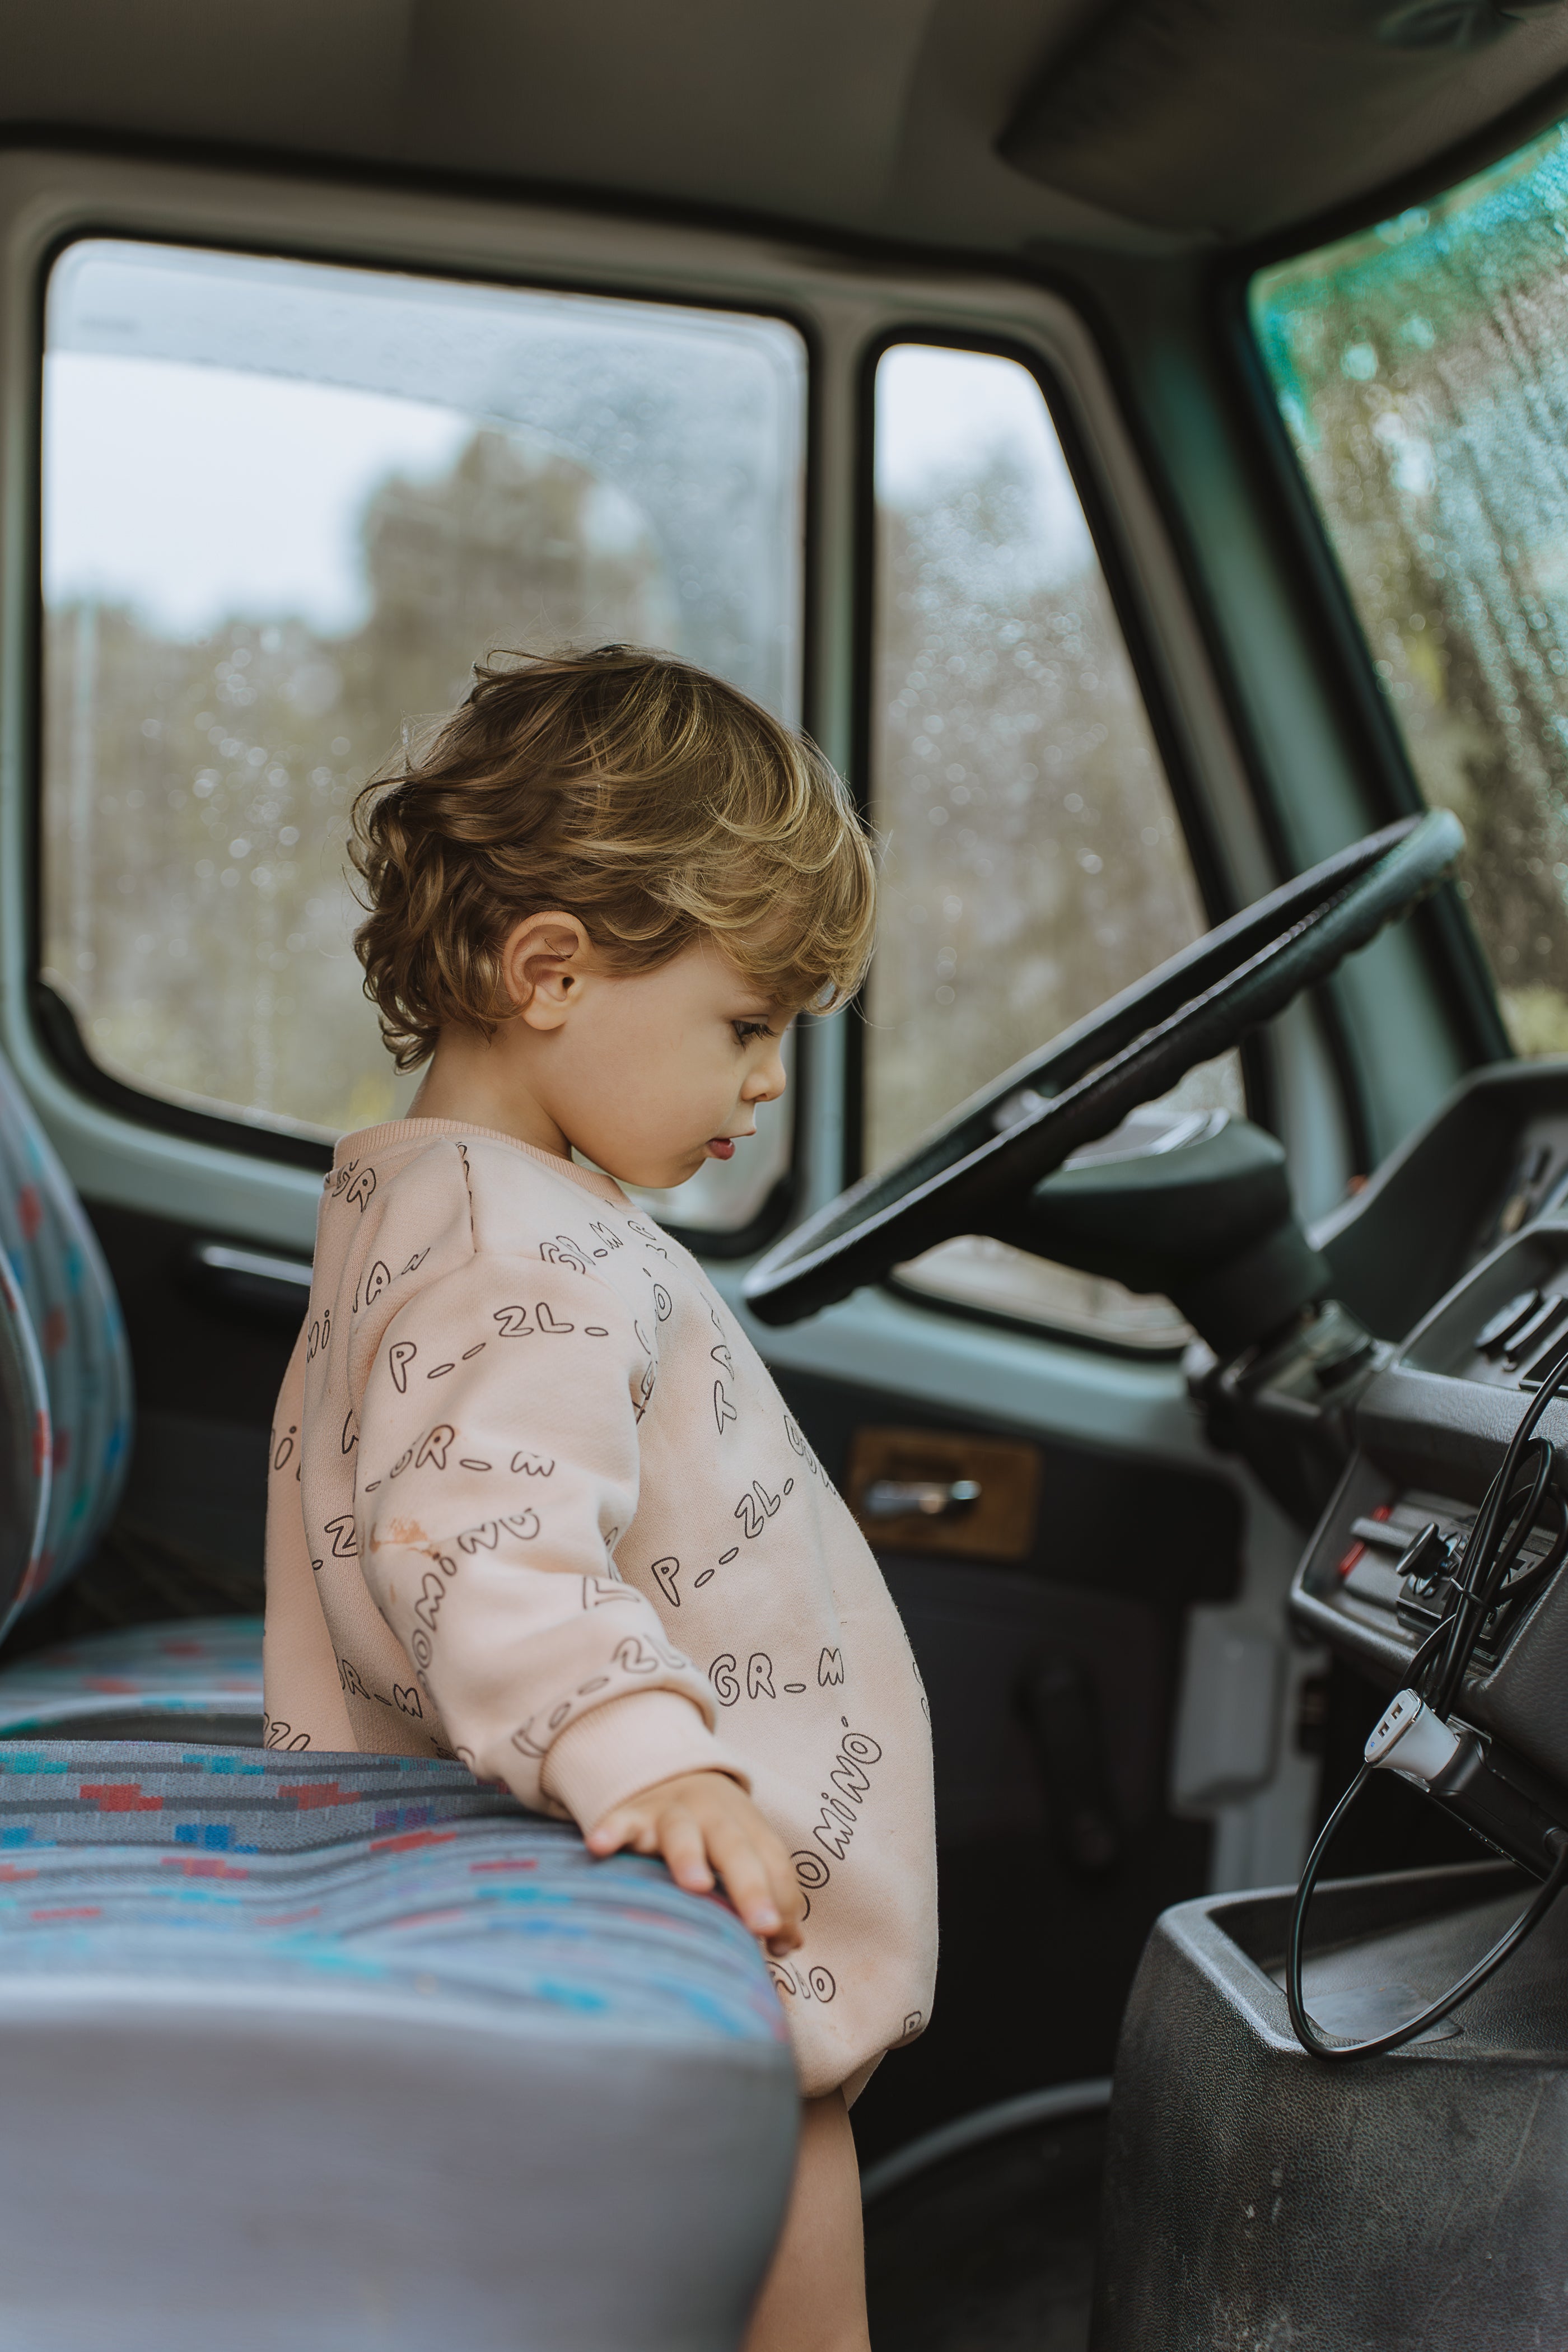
[775,1368,1239,2162]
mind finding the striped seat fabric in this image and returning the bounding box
[0,1743,797,2352]
[0,1614,263,1743]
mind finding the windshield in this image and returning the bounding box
[1252,122,1568,1057]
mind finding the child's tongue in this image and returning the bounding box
[707,1137,736,1160]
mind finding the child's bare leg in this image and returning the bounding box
[743,2089,870,2352]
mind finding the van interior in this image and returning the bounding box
[7,4,1568,2347]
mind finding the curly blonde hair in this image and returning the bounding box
[351,647,877,1072]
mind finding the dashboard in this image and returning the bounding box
[1272,1059,1568,1859]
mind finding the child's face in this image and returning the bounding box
[531,933,796,1192]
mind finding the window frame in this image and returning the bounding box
[0,143,1281,1272]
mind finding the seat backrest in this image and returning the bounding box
[0,1249,49,1627]
[0,1052,132,1628]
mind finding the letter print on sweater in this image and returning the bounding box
[264,1117,936,2099]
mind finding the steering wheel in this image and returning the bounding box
[745,810,1464,1328]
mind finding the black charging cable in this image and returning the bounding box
[1287,1361,1568,2061]
[1486,1488,1568,1638]
[1287,1788,1568,2061]
[1430,1444,1554,1719]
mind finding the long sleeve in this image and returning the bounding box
[352,1249,746,1825]
[267,1119,938,2100]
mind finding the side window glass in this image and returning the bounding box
[41,240,804,1232]
[867,343,1236,1347]
[1253,127,1568,1057]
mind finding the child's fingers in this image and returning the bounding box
[762,1862,808,1953]
[585,1805,637,1856]
[587,1796,686,1872]
[706,1816,801,1949]
[586,1803,667,1859]
[656,1803,717,1895]
[743,1822,810,1942]
[714,1808,808,1947]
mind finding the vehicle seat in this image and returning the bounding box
[0,1614,263,1741]
[0,1079,799,2346]
[0,1047,131,1624]
[0,1739,797,2350]
[0,1051,264,1735]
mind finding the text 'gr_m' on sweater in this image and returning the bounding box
[263,1118,937,2098]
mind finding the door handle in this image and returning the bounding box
[186,1239,312,1323]
[861,1477,981,1520]
[847,1427,1037,1560]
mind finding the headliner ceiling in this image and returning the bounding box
[1002,0,1568,240]
[1,0,1567,258]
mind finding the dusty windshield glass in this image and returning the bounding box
[867,343,1236,1348]
[40,240,804,1220]
[867,344,1213,1168]
[1253,123,1568,1057]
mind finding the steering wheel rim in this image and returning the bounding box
[745,810,1464,1328]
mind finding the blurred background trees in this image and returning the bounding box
[46,351,1222,1174]
[46,146,1568,1188]
[867,442,1206,1168]
[44,428,670,1134]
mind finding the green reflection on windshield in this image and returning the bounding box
[1253,122,1568,1057]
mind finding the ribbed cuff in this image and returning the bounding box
[540,1688,751,1830]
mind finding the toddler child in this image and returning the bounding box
[263,646,937,2352]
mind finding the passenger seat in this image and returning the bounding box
[0,1061,797,2346]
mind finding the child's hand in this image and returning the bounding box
[585,1771,806,1956]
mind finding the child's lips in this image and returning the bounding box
[706,1137,737,1160]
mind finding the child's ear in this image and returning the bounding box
[501,912,592,1032]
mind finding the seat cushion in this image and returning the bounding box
[0,1613,263,1743]
[0,1742,797,2351]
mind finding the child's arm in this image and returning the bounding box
[346,1250,791,1921]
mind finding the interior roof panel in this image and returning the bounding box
[0,0,1179,256]
[1002,0,1568,240]
[2,0,1568,262]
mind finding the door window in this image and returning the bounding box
[867,343,1234,1345]
[1253,123,1568,1058]
[40,239,804,1229]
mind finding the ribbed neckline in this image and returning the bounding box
[335,1118,631,1207]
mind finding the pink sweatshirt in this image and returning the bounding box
[263,1119,937,2097]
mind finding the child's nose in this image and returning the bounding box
[744,1049,787,1103]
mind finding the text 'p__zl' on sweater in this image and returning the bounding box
[263,1117,937,2097]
